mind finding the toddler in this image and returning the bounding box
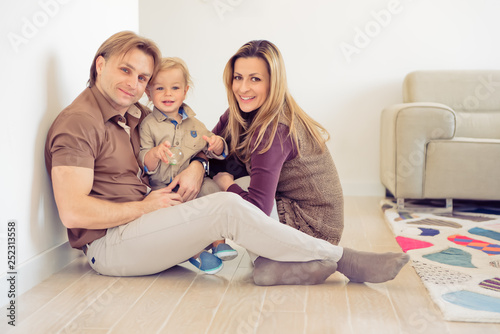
[139,57,237,274]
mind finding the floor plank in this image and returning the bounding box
[207,267,266,334]
[18,256,91,322]
[346,283,401,334]
[306,274,352,334]
[108,265,197,334]
[63,275,158,333]
[14,271,119,333]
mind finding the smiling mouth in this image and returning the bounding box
[119,89,134,97]
[163,100,174,104]
[240,96,255,101]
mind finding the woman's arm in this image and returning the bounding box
[225,124,296,216]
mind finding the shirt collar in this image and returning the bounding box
[90,85,143,128]
[241,108,259,124]
[90,85,121,122]
[124,104,142,130]
[152,103,196,122]
[178,107,188,120]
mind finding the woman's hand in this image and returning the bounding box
[213,172,235,191]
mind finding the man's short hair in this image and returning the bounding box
[88,31,162,87]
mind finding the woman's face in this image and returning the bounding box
[232,57,270,113]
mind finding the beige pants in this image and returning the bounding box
[198,176,278,263]
[85,192,342,276]
[199,176,279,220]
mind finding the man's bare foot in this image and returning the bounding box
[253,257,338,286]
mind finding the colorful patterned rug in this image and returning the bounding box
[381,199,500,323]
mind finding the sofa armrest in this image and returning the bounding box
[380,102,456,198]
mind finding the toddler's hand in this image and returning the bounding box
[153,141,173,164]
[203,135,224,156]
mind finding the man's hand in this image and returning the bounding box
[213,172,235,191]
[165,160,205,201]
[141,188,183,212]
[202,135,224,156]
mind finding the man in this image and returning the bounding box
[45,31,409,284]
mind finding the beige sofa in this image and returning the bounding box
[380,70,500,210]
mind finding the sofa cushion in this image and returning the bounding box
[424,138,500,200]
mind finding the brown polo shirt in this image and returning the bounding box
[45,86,151,249]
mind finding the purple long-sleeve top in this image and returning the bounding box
[212,110,297,216]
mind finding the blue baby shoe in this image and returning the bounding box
[212,243,238,261]
[188,251,223,274]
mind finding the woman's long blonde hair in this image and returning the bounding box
[222,40,329,163]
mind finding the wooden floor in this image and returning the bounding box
[3,197,500,334]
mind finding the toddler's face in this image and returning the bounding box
[147,68,188,116]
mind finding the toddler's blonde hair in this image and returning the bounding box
[155,57,193,88]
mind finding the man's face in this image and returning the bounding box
[95,48,154,114]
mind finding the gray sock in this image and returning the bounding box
[337,248,410,283]
[252,257,338,286]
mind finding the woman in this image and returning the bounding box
[212,40,344,245]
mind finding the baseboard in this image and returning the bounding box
[342,181,386,197]
[0,241,81,307]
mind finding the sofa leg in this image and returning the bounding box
[397,198,405,211]
[445,198,453,211]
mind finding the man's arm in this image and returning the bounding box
[52,165,182,229]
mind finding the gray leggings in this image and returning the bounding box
[85,192,342,276]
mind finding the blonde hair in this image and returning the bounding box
[88,31,162,87]
[153,57,193,88]
[222,40,329,163]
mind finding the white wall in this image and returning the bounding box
[139,0,500,196]
[0,0,139,307]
